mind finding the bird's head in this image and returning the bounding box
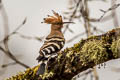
[42,10,74,30]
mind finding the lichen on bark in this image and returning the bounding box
[6,28,120,80]
[111,39,120,58]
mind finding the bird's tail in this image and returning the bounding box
[36,55,48,75]
[36,61,46,75]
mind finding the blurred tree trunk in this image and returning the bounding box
[6,28,120,80]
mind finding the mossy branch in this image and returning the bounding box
[6,28,120,80]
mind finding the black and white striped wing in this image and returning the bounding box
[41,37,65,55]
[37,36,65,62]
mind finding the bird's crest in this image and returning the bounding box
[42,10,74,25]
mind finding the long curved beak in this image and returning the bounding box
[63,22,75,24]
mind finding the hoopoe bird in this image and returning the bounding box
[36,11,73,75]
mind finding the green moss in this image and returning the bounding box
[79,39,109,65]
[42,72,54,79]
[6,66,39,80]
[111,39,120,58]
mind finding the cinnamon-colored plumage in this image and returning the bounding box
[36,11,65,75]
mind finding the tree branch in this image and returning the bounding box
[6,28,120,80]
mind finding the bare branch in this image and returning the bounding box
[0,0,9,38]
[111,0,119,27]
[98,3,120,21]
[93,67,99,80]
[66,32,85,43]
[1,62,17,68]
[6,28,120,80]
[15,32,44,42]
[0,2,29,68]
[0,45,29,68]
[82,0,91,37]
[0,18,27,43]
[63,0,82,34]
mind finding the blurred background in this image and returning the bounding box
[0,0,120,80]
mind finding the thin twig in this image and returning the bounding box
[63,0,82,34]
[82,0,91,37]
[1,62,17,68]
[93,67,99,80]
[15,32,44,42]
[111,0,119,27]
[89,13,113,22]
[98,3,120,21]
[90,24,105,33]
[0,4,29,68]
[0,46,29,68]
[0,18,27,43]
[66,32,85,43]
[0,0,9,38]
